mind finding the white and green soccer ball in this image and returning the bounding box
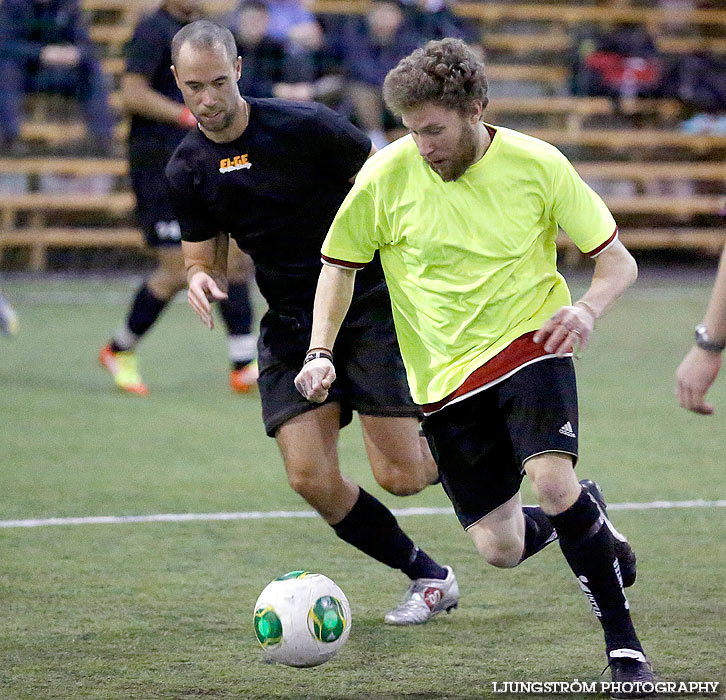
[253,571,351,667]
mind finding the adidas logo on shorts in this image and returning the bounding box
[558,421,576,438]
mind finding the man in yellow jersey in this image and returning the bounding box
[296,38,654,696]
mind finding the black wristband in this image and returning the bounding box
[304,349,334,365]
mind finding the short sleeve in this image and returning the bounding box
[551,153,618,257]
[165,156,218,243]
[307,103,371,182]
[126,17,167,79]
[321,184,380,268]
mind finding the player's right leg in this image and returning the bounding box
[258,313,454,625]
[100,245,186,395]
[276,405,457,625]
[100,167,185,395]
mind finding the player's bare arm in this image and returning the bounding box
[122,73,196,126]
[182,233,229,329]
[295,265,356,402]
[534,239,638,357]
[676,239,726,414]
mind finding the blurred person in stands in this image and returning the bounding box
[231,0,342,105]
[232,0,290,98]
[676,240,726,414]
[0,291,19,337]
[337,0,420,149]
[100,0,257,396]
[263,0,317,44]
[401,0,480,45]
[571,22,664,103]
[0,0,115,155]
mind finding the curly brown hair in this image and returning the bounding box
[383,38,488,116]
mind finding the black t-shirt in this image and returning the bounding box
[126,8,188,168]
[166,98,383,315]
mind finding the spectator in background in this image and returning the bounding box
[231,0,343,105]
[233,0,290,97]
[0,0,116,155]
[571,22,664,103]
[401,0,480,45]
[100,0,257,396]
[338,0,420,149]
[263,0,317,43]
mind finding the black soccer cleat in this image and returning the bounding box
[580,479,637,588]
[605,650,655,698]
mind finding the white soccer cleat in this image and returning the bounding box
[384,566,459,626]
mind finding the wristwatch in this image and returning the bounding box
[694,324,726,353]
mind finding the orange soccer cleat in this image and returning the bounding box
[230,361,258,394]
[99,344,149,396]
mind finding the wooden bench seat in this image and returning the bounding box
[486,97,682,126]
[606,195,724,216]
[0,227,146,271]
[19,121,129,144]
[574,162,726,181]
[482,32,726,56]
[454,3,726,29]
[528,128,726,151]
[0,158,127,176]
[557,227,726,260]
[0,192,135,230]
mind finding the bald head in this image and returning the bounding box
[171,20,238,67]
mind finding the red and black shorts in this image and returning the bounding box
[422,357,579,529]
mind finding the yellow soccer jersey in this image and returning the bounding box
[322,125,617,404]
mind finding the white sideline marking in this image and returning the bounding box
[1,500,725,529]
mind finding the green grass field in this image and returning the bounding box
[1,273,725,700]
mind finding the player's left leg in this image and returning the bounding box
[359,415,438,496]
[222,242,257,393]
[526,453,654,694]
[357,413,458,625]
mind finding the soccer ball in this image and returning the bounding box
[253,571,351,667]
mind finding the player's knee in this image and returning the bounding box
[530,476,577,514]
[472,533,523,569]
[286,467,318,501]
[374,463,426,496]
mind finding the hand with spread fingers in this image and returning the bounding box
[533,301,596,358]
[187,271,228,330]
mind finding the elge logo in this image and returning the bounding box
[219,154,251,173]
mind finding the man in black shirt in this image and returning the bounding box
[100,0,257,396]
[166,20,459,625]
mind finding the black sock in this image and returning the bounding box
[548,488,642,654]
[111,284,168,351]
[219,282,252,336]
[520,506,557,562]
[332,488,446,580]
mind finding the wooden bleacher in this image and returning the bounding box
[2,0,726,270]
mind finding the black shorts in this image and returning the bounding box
[422,357,579,529]
[130,167,182,248]
[257,285,421,437]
